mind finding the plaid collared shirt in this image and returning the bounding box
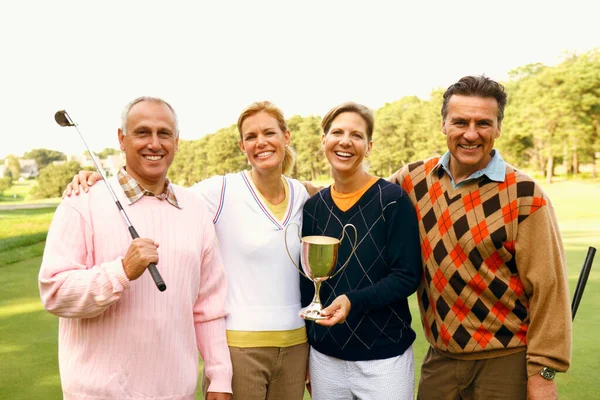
[117,167,181,209]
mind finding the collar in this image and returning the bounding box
[117,167,181,209]
[433,149,506,188]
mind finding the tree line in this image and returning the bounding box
[3,50,598,199]
[169,50,600,186]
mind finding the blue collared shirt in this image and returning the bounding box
[435,149,506,188]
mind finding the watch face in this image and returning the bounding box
[541,367,556,380]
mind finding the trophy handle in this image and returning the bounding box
[329,223,358,279]
[284,222,309,279]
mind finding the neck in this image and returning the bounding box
[449,154,493,184]
[332,168,372,194]
[250,168,285,204]
[126,168,166,194]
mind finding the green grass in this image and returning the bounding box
[0,180,599,399]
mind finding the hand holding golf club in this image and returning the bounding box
[122,239,160,281]
[54,109,167,292]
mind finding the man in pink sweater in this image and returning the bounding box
[39,97,232,400]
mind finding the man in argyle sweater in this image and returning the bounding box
[390,76,571,400]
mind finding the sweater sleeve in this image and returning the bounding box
[193,204,233,394]
[514,198,572,376]
[345,193,422,314]
[38,201,130,318]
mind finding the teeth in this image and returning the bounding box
[335,151,352,157]
[461,145,478,149]
[257,151,274,158]
[144,155,162,161]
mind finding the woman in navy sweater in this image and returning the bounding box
[300,102,421,399]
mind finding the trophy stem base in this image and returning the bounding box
[300,303,328,321]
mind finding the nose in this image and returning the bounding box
[147,133,161,150]
[463,123,478,141]
[256,133,267,146]
[339,133,351,146]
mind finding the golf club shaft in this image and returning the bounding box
[69,118,166,292]
[571,246,596,320]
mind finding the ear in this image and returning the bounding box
[238,139,246,154]
[441,120,448,136]
[496,122,502,138]
[118,128,126,151]
[175,135,179,153]
[366,140,373,157]
[321,133,326,147]
[284,130,291,147]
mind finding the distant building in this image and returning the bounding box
[1,158,38,179]
[19,159,39,178]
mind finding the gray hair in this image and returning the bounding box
[121,96,179,137]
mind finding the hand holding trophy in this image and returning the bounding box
[284,223,358,321]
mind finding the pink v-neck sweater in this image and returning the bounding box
[39,179,232,399]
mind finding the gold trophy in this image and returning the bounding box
[285,223,358,321]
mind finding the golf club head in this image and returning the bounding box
[55,110,75,127]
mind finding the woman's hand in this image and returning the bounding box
[62,170,102,197]
[316,295,351,326]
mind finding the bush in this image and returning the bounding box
[30,161,83,199]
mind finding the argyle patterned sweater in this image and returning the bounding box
[300,179,422,361]
[395,157,571,376]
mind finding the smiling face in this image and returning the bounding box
[322,111,372,180]
[442,95,501,182]
[238,111,290,173]
[118,100,178,192]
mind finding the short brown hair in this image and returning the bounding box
[321,102,375,141]
[441,75,508,123]
[237,101,296,175]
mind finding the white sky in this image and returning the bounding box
[1,0,598,159]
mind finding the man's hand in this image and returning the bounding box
[206,392,232,400]
[527,374,558,400]
[122,238,159,281]
[62,170,102,197]
[316,295,351,326]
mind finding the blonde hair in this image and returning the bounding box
[237,101,296,175]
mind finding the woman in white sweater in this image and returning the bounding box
[64,101,310,400]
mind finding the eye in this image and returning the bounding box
[352,132,364,139]
[330,129,342,135]
[244,134,256,141]
[159,131,172,137]
[266,131,276,136]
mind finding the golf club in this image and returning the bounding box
[571,246,595,320]
[54,109,167,292]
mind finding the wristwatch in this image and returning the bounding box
[540,367,556,380]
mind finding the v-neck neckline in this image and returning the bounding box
[240,170,294,230]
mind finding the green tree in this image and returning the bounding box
[31,161,84,199]
[23,148,67,170]
[97,148,120,160]
[290,115,325,180]
[6,155,21,179]
[0,176,11,194]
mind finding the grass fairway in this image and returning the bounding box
[1,180,599,399]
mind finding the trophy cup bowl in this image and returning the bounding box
[285,223,358,321]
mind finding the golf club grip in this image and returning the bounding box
[128,226,167,292]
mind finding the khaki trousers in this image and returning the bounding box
[203,343,309,400]
[417,347,527,400]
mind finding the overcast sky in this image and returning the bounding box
[1,0,598,159]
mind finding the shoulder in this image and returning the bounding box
[505,164,547,199]
[304,185,331,208]
[373,178,408,200]
[285,176,310,199]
